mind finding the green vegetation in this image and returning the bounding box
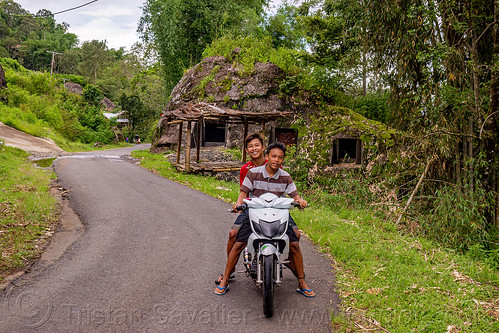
[203,36,302,76]
[0,146,58,281]
[132,149,499,332]
[0,59,115,148]
[0,1,165,142]
[139,0,268,94]
[0,58,149,150]
[295,202,499,332]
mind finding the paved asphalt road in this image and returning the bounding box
[0,145,339,332]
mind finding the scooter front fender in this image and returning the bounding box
[260,243,278,256]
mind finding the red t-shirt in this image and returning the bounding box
[240,159,267,187]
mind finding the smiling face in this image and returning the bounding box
[266,147,285,173]
[245,138,264,161]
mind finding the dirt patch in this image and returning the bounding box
[0,121,67,160]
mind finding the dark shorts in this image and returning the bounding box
[235,213,299,243]
[231,211,248,229]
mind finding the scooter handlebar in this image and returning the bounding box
[228,202,248,213]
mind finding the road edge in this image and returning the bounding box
[0,179,84,291]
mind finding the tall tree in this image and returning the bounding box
[78,40,113,83]
[138,0,268,95]
[358,0,496,225]
[486,0,499,227]
[263,3,306,50]
[0,0,26,28]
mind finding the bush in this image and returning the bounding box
[423,184,498,253]
[26,71,52,95]
[0,58,28,72]
[55,74,86,86]
[5,85,29,107]
[353,92,390,124]
[203,36,302,75]
[82,84,104,107]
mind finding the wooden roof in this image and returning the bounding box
[164,102,292,124]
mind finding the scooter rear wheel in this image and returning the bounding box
[263,255,274,317]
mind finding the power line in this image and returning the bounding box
[53,0,99,15]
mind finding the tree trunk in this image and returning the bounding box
[490,0,499,228]
[362,52,367,96]
[455,139,461,191]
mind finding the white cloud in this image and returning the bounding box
[14,0,144,50]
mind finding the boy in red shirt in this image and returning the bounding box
[215,133,266,284]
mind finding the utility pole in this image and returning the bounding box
[46,50,63,86]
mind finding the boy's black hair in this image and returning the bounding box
[266,142,286,156]
[244,132,264,148]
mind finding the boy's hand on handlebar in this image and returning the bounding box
[231,203,247,212]
[296,199,308,209]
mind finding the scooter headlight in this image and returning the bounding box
[251,220,262,235]
[278,222,287,235]
[258,220,280,238]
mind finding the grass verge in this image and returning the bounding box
[132,149,499,332]
[0,146,59,282]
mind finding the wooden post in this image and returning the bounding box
[176,122,183,165]
[356,139,362,164]
[261,121,266,140]
[185,121,192,171]
[196,118,201,162]
[241,120,248,162]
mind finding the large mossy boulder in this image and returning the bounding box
[153,54,297,147]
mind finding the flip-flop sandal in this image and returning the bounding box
[296,288,316,298]
[214,285,229,295]
[215,273,235,285]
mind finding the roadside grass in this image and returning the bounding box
[0,146,59,282]
[293,206,499,332]
[131,150,239,202]
[133,149,499,332]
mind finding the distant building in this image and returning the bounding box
[103,111,129,129]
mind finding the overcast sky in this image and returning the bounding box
[14,0,285,52]
[15,0,144,51]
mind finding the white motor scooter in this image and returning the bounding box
[235,192,300,318]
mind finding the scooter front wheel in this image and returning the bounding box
[262,254,274,318]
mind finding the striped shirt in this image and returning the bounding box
[239,159,267,186]
[241,165,299,199]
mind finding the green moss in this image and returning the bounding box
[203,36,302,76]
[214,76,233,92]
[192,65,220,98]
[296,105,401,167]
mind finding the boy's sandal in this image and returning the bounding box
[296,287,315,298]
[296,276,315,298]
[214,285,229,295]
[215,273,235,285]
